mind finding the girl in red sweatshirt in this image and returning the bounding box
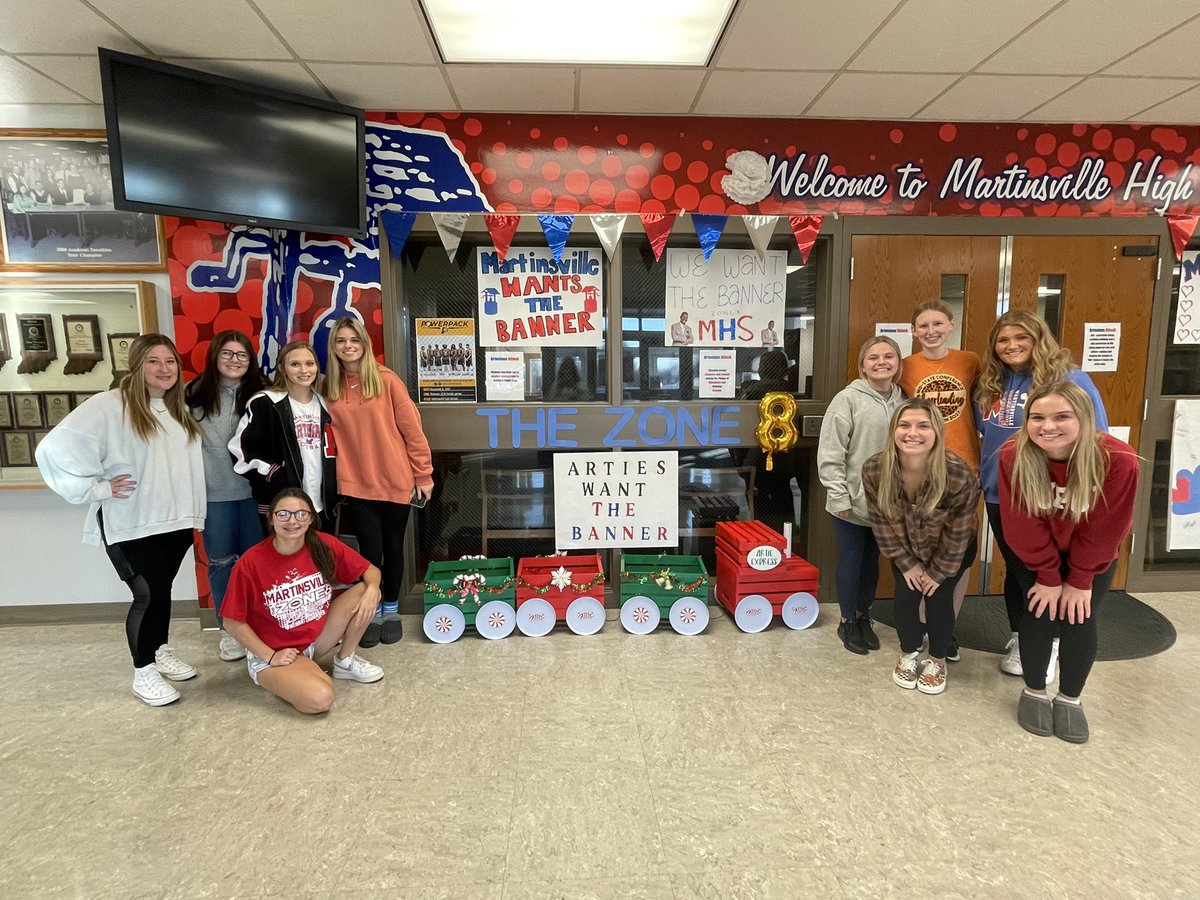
[999,380,1140,744]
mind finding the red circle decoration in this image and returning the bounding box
[601,154,622,178]
[639,142,657,158]
[889,129,904,144]
[674,184,700,209]
[1092,129,1113,151]
[529,127,541,139]
[697,194,727,215]
[171,225,218,262]
[191,342,209,373]
[1057,142,1081,167]
[651,174,676,201]
[939,124,957,142]
[554,194,581,213]
[180,290,220,324]
[615,133,629,146]
[480,168,497,185]
[564,169,590,194]
[687,160,709,184]
[517,152,534,169]
[588,179,615,206]
[663,151,682,172]
[212,309,254,337]
[578,145,597,164]
[1112,137,1136,162]
[173,317,198,355]
[1035,132,1056,155]
[553,136,569,151]
[419,118,447,133]
[531,187,553,208]
[509,179,524,195]
[541,161,561,181]
[615,189,642,212]
[492,141,507,155]
[463,118,483,136]
[625,164,650,189]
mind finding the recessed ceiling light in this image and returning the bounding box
[420,0,737,66]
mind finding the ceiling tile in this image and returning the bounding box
[0,56,88,103]
[1104,17,1200,78]
[579,68,706,114]
[715,0,902,70]
[446,66,575,112]
[160,59,327,98]
[1029,76,1191,121]
[92,0,291,59]
[0,0,143,55]
[1133,85,1200,123]
[920,74,1081,121]
[978,0,1198,74]
[16,55,104,103]
[309,63,454,110]
[807,72,957,118]
[694,70,831,116]
[253,0,436,65]
[852,0,1059,72]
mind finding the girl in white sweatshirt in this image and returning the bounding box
[36,334,206,707]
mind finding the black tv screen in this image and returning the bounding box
[98,49,365,236]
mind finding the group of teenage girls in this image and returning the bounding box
[35,318,434,715]
[818,300,1138,742]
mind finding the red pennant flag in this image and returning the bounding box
[788,215,823,264]
[1167,214,1200,261]
[640,212,678,263]
[483,214,522,263]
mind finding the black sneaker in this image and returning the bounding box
[837,620,869,655]
[946,637,961,662]
[856,615,881,651]
[359,620,382,649]
[380,616,403,644]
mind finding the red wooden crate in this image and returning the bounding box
[516,554,606,620]
[715,520,818,616]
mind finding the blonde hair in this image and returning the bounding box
[911,298,955,327]
[324,317,383,401]
[271,342,323,395]
[872,398,948,519]
[857,335,903,384]
[976,309,1072,413]
[1008,381,1107,523]
[120,334,201,443]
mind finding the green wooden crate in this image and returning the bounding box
[619,554,708,615]
[423,557,516,626]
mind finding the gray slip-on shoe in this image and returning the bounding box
[1053,697,1090,744]
[1018,691,1053,737]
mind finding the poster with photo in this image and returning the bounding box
[415,318,477,403]
[664,249,786,348]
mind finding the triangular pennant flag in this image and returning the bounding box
[537,214,575,261]
[483,214,522,263]
[589,214,627,260]
[690,214,728,261]
[1167,214,1200,260]
[432,212,471,261]
[379,211,417,258]
[744,215,779,260]
[788,215,824,265]
[640,212,678,263]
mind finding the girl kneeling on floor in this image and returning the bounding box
[221,488,385,714]
[1000,381,1139,743]
[863,399,979,695]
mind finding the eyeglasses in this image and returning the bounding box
[218,350,251,362]
[272,509,312,522]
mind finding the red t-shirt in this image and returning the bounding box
[999,432,1139,589]
[221,532,369,651]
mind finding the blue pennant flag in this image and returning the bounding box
[691,214,728,261]
[537,214,575,261]
[380,211,418,257]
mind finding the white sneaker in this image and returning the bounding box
[218,631,246,662]
[132,663,180,707]
[1046,639,1060,684]
[332,652,383,684]
[1000,633,1023,676]
[154,645,197,682]
[892,651,920,689]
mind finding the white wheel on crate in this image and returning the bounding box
[780,591,819,630]
[668,595,709,635]
[475,599,516,640]
[733,593,773,633]
[565,595,605,635]
[516,597,556,637]
[620,596,661,635]
[423,604,466,643]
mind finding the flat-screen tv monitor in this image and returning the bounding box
[98,48,365,236]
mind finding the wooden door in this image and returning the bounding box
[1006,235,1157,589]
[848,235,1002,596]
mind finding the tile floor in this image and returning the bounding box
[1,593,1197,899]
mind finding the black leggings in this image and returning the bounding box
[105,527,195,668]
[986,502,1028,633]
[892,538,977,659]
[1011,555,1116,696]
[348,498,411,606]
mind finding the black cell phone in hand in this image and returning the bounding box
[410,488,428,508]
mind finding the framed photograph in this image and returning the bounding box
[43,392,72,426]
[1,130,167,271]
[13,393,43,428]
[0,392,11,429]
[2,431,34,467]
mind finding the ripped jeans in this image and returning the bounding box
[202,497,265,624]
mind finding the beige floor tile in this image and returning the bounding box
[670,865,846,899]
[502,875,676,899]
[506,765,665,881]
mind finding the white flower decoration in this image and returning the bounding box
[550,566,573,590]
[721,150,772,205]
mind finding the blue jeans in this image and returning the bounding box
[203,497,265,624]
[830,515,881,621]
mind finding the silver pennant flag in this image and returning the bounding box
[432,212,471,261]
[743,215,780,260]
[588,214,628,260]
